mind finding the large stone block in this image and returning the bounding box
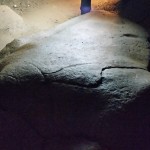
[0,12,150,150]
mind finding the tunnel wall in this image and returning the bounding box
[0,0,49,14]
[95,0,150,30]
[117,0,150,30]
[0,0,150,30]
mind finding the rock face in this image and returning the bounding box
[93,0,150,30]
[0,5,25,50]
[0,12,150,150]
[117,0,150,29]
[0,0,48,14]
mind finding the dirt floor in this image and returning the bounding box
[0,0,119,50]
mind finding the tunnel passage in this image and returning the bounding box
[0,0,150,150]
[80,0,91,14]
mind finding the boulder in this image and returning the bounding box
[0,12,150,150]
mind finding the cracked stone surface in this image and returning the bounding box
[0,12,150,150]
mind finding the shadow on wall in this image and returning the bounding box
[117,0,150,31]
[116,0,150,72]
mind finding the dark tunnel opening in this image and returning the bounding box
[80,0,91,14]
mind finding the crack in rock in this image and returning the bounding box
[100,66,148,87]
[47,66,147,89]
[0,63,148,89]
[101,66,147,72]
[43,63,93,75]
[26,62,45,80]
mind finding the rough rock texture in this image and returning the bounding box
[93,0,150,31]
[0,12,150,150]
[0,0,49,14]
[93,0,120,12]
[0,5,25,50]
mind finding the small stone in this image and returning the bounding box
[13,4,17,8]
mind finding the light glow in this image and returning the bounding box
[92,0,120,12]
